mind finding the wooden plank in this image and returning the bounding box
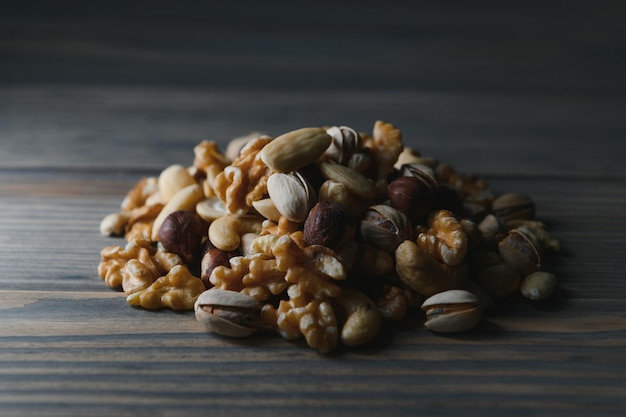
[1,291,625,417]
[1,87,625,176]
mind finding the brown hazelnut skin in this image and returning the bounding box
[158,210,208,264]
[304,201,353,248]
[200,241,237,288]
[387,176,435,224]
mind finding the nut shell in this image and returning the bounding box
[267,172,316,223]
[360,205,412,252]
[194,289,262,338]
[421,289,481,333]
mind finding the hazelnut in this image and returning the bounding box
[304,201,353,248]
[200,241,237,288]
[387,176,436,223]
[158,210,208,264]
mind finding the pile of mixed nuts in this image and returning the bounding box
[98,121,560,353]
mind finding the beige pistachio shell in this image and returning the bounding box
[360,204,412,252]
[267,172,316,223]
[421,289,481,333]
[194,289,262,338]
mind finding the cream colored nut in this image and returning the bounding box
[318,162,376,200]
[332,289,381,347]
[520,271,557,300]
[194,288,262,337]
[208,215,263,251]
[99,211,130,236]
[260,127,332,173]
[266,172,316,223]
[158,164,196,203]
[251,198,282,222]
[196,196,227,222]
[318,179,367,220]
[421,289,481,333]
[150,184,204,241]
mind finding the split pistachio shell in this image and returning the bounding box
[421,289,481,333]
[194,289,262,338]
[360,204,412,252]
[251,198,282,222]
[266,172,316,223]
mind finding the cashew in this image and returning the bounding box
[332,289,381,347]
[208,215,263,251]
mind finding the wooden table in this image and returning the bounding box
[2,2,625,416]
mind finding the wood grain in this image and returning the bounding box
[1,1,626,416]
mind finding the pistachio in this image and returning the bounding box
[266,172,316,223]
[324,126,361,165]
[498,229,542,276]
[520,271,557,300]
[491,193,535,221]
[360,204,412,252]
[400,163,437,192]
[260,127,332,173]
[421,289,481,333]
[194,288,262,337]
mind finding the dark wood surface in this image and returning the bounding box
[1,2,626,416]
